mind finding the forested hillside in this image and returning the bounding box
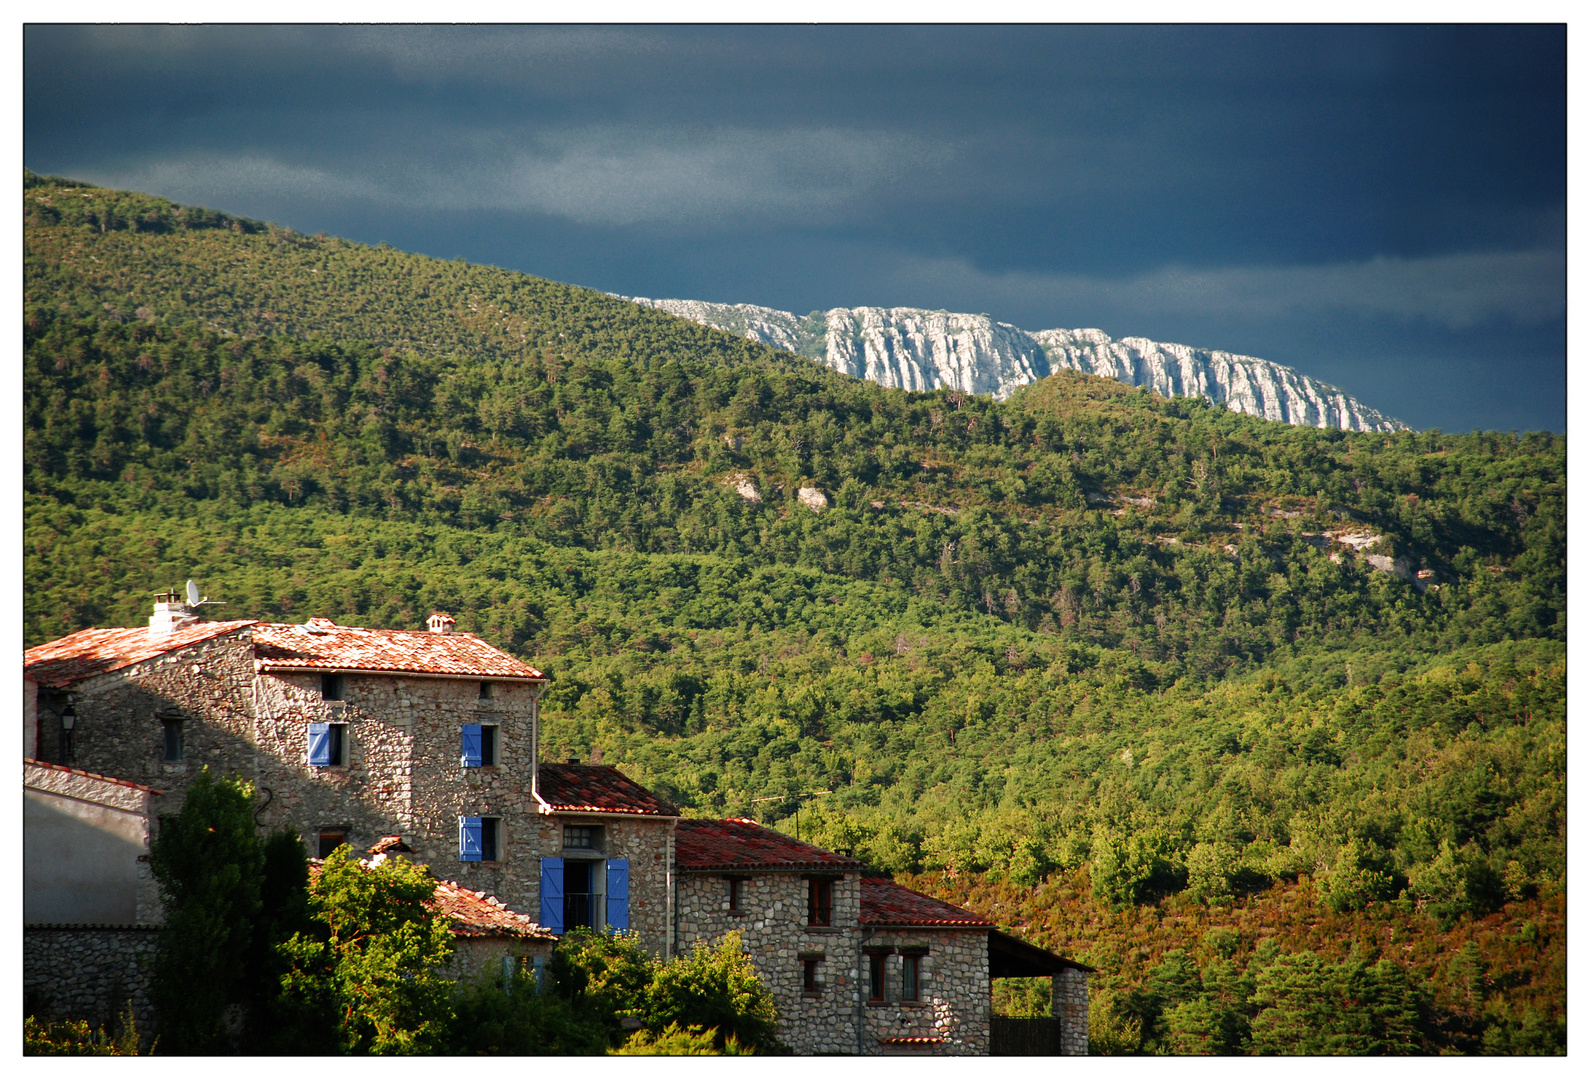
[23,173,1565,1053]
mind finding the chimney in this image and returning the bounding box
[427,612,455,634]
[149,589,199,638]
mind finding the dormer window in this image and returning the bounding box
[321,673,345,701]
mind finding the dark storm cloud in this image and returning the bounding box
[24,24,1565,431]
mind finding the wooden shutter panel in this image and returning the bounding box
[461,724,483,768]
[307,723,332,767]
[605,859,630,931]
[540,858,564,934]
[460,816,484,861]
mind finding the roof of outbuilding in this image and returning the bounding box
[674,818,863,872]
[252,618,545,680]
[307,860,556,941]
[23,621,257,688]
[430,878,558,940]
[536,764,679,817]
[859,876,995,928]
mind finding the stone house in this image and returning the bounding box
[24,596,1090,1054]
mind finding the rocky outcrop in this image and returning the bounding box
[622,296,1408,433]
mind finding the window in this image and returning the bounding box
[563,825,599,851]
[321,673,345,701]
[868,953,888,1003]
[801,955,822,995]
[308,723,346,767]
[479,680,494,700]
[900,954,922,1002]
[318,828,349,858]
[538,858,626,934]
[727,877,745,913]
[807,878,833,926]
[462,724,497,767]
[460,816,499,862]
[563,860,596,928]
[161,717,184,762]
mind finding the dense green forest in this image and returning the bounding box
[23,173,1566,1053]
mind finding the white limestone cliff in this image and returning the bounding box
[622,297,1409,433]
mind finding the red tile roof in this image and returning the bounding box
[675,818,863,873]
[24,758,163,795]
[430,878,558,940]
[536,764,678,816]
[24,621,257,688]
[251,618,545,680]
[307,860,555,941]
[860,876,994,928]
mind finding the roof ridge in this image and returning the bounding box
[24,758,163,795]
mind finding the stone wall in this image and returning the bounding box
[23,926,159,1041]
[677,870,868,1054]
[445,935,556,985]
[1052,967,1089,1055]
[861,929,990,1055]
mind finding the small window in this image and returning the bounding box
[901,955,921,1002]
[807,878,833,927]
[869,954,887,1002]
[460,816,500,862]
[728,877,744,913]
[308,723,346,767]
[479,680,494,700]
[318,828,348,858]
[563,825,599,851]
[462,725,498,768]
[321,673,344,701]
[802,958,820,995]
[161,718,184,762]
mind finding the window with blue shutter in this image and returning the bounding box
[605,859,630,932]
[540,858,565,934]
[308,723,332,767]
[460,816,484,861]
[461,724,483,768]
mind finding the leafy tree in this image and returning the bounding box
[148,768,266,1053]
[448,970,610,1055]
[277,847,456,1054]
[614,1022,750,1055]
[23,1006,147,1056]
[644,932,783,1053]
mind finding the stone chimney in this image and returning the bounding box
[427,612,456,634]
[149,590,199,638]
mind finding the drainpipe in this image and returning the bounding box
[856,924,876,1057]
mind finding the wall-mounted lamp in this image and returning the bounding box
[60,703,77,731]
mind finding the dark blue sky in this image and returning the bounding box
[24,24,1566,432]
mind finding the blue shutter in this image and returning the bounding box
[540,858,564,934]
[460,816,484,861]
[461,724,483,768]
[606,859,630,931]
[307,723,332,767]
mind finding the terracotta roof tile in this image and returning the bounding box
[251,619,544,680]
[24,621,257,688]
[536,764,678,816]
[430,878,558,940]
[675,818,862,872]
[306,861,556,940]
[860,876,994,928]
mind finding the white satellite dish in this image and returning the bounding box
[186,579,202,607]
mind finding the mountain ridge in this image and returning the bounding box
[624,297,1408,433]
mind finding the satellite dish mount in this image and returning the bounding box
[184,579,225,609]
